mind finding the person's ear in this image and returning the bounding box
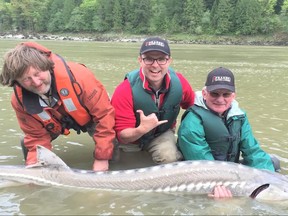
[138,56,142,64]
[202,87,208,99]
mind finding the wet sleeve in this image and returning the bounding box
[77,67,115,160]
[240,115,275,172]
[11,94,52,165]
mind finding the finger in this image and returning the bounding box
[157,120,168,125]
[207,193,215,198]
[146,112,157,118]
[217,186,233,198]
[219,185,232,198]
[225,186,233,198]
[136,110,144,117]
[213,186,221,198]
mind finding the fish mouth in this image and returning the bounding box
[250,184,269,199]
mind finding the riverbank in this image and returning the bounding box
[1,32,288,46]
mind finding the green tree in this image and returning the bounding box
[260,0,277,15]
[168,14,183,34]
[129,0,152,34]
[46,0,65,32]
[66,7,86,32]
[275,0,284,13]
[64,0,97,32]
[184,0,205,33]
[165,0,185,29]
[149,0,168,33]
[204,0,216,10]
[8,0,48,32]
[0,0,13,31]
[259,0,282,34]
[282,0,288,14]
[1,0,287,36]
[112,0,124,32]
[120,0,131,31]
[63,0,78,25]
[93,0,114,32]
[201,10,212,33]
[10,0,28,31]
[234,0,263,35]
[33,0,50,32]
[279,0,288,31]
[210,0,233,34]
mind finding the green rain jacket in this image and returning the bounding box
[178,91,274,171]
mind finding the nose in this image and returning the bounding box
[217,95,225,99]
[214,95,226,103]
[151,59,160,66]
[30,76,42,85]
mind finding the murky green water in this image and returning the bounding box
[0,40,287,215]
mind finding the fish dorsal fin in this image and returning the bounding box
[36,145,72,171]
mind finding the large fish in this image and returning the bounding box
[0,145,287,201]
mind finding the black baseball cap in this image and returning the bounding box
[140,37,170,56]
[205,67,235,92]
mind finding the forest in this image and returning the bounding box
[0,0,288,37]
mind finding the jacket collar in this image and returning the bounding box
[21,75,59,114]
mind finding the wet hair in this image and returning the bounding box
[0,44,54,86]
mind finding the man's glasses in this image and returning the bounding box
[209,91,233,98]
[142,57,169,65]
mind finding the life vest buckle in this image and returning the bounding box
[45,123,55,130]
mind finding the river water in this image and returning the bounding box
[0,40,287,215]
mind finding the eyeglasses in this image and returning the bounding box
[142,57,169,65]
[209,91,233,98]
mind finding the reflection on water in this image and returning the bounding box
[236,70,288,173]
[0,185,287,215]
[0,40,288,215]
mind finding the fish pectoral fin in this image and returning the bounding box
[250,184,269,199]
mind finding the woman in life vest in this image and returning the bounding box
[0,42,116,171]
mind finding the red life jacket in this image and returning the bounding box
[13,42,92,136]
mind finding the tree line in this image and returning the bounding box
[1,0,288,36]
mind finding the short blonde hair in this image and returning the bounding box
[0,44,54,86]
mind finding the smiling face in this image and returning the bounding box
[138,51,172,90]
[202,88,235,115]
[16,66,52,95]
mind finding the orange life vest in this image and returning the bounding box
[13,42,92,136]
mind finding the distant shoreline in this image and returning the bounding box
[1,32,288,46]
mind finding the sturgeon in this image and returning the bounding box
[0,145,288,200]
